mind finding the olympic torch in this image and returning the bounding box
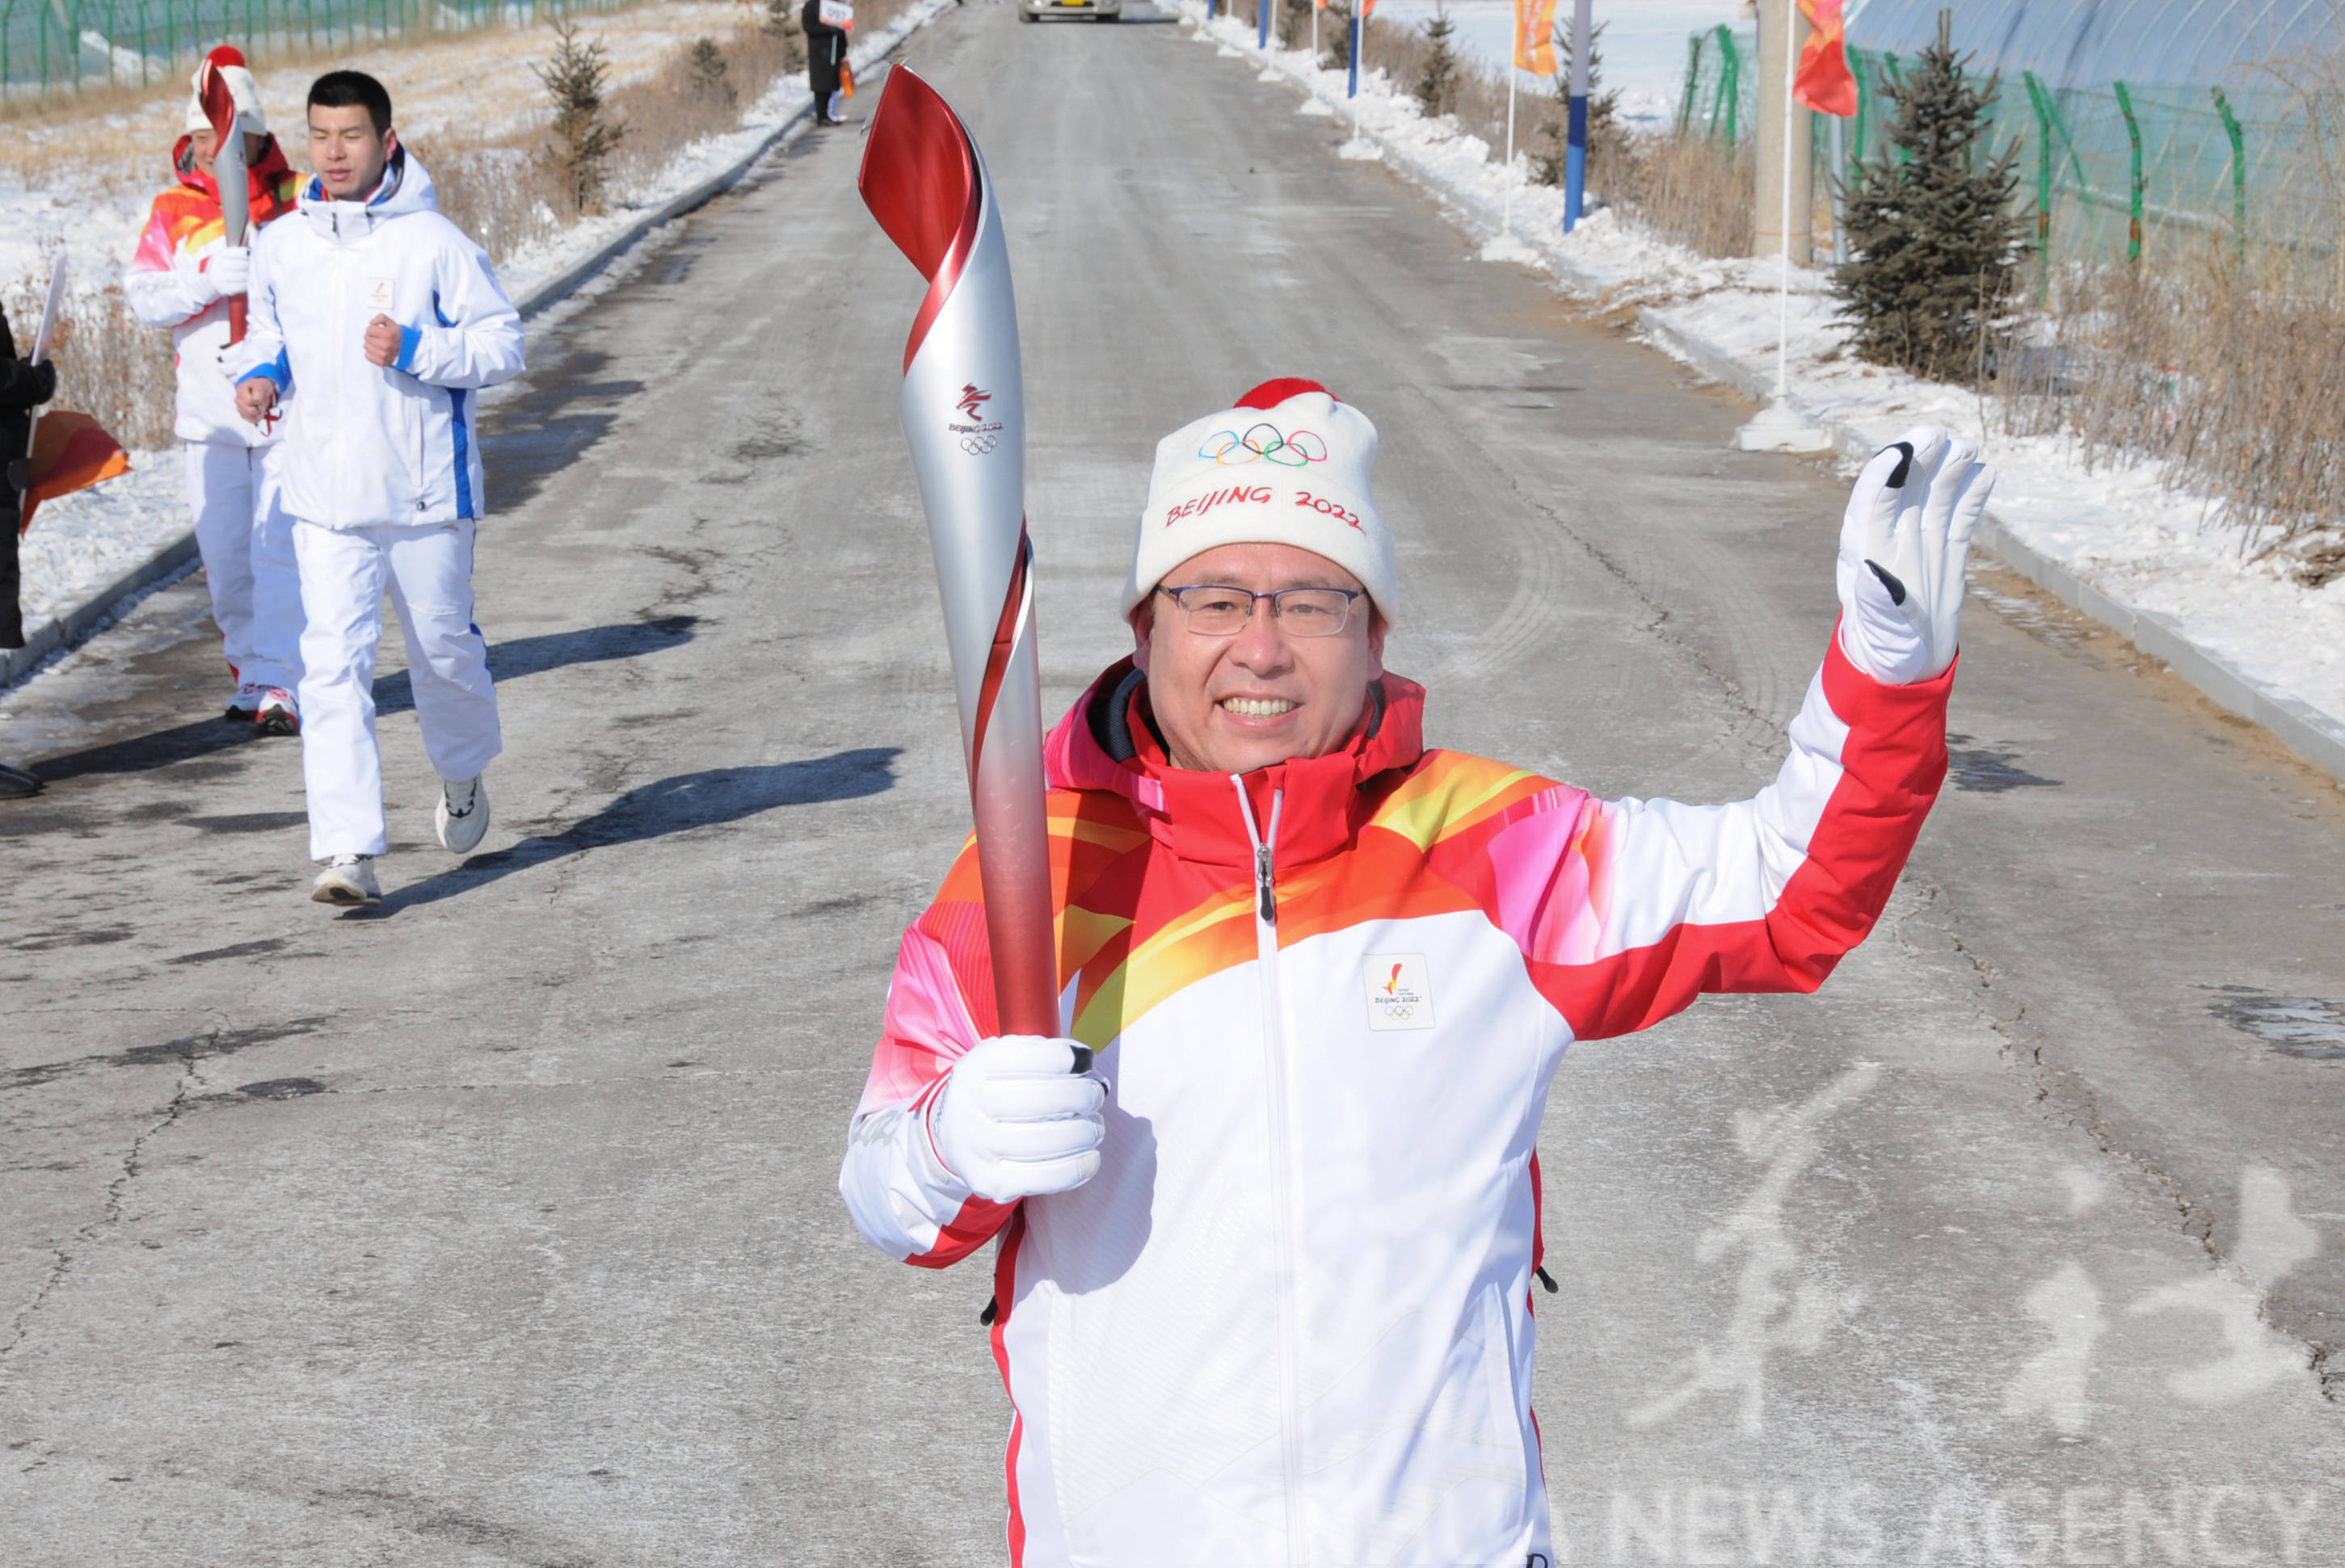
[859,69,1059,1041]
[196,46,250,345]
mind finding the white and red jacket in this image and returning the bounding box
[841,639,1952,1566]
[124,134,301,447]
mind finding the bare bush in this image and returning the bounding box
[1621,132,1753,257]
[1993,41,2345,576]
[422,141,569,265]
[0,281,177,452]
[2002,255,2345,580]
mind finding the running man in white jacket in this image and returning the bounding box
[125,53,306,731]
[234,70,524,906]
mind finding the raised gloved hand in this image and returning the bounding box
[927,1035,1107,1204]
[1836,424,1993,685]
[202,245,250,300]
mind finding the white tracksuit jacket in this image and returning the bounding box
[234,150,523,528]
[840,645,1955,1566]
[123,141,303,447]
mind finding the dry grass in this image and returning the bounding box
[1999,52,2345,580]
[0,281,177,452]
[2001,254,2345,582]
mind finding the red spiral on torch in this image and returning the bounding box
[858,67,986,373]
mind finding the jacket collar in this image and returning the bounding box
[169,133,295,215]
[299,146,419,238]
[1044,657,1427,871]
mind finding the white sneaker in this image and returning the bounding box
[436,774,490,854]
[225,683,263,721]
[255,687,300,736]
[311,854,381,906]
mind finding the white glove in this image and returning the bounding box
[1835,424,1993,684]
[203,245,250,299]
[927,1035,1106,1203]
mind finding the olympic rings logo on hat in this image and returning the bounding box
[1198,422,1328,468]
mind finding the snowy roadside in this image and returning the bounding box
[2,0,952,692]
[1181,2,2345,784]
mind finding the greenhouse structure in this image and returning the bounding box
[1680,0,2345,271]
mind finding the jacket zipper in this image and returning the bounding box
[1232,777,1308,1566]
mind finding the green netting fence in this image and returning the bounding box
[1677,25,2339,272]
[2,0,636,99]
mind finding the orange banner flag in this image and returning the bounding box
[19,410,131,536]
[1794,0,1857,116]
[1514,0,1557,75]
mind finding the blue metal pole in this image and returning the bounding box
[1562,0,1589,230]
[1346,5,1358,97]
[1257,0,1267,49]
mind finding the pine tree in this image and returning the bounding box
[1529,21,1618,187]
[1833,11,2028,380]
[1415,5,1461,119]
[688,36,735,107]
[536,19,626,216]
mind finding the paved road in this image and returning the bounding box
[6,6,2344,1562]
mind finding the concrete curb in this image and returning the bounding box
[3,6,944,696]
[1193,17,2345,788]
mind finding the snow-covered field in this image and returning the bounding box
[1187,0,2345,773]
[3,0,949,659]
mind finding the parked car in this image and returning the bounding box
[1021,0,1121,21]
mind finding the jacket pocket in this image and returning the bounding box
[391,381,432,512]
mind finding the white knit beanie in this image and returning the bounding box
[185,60,267,137]
[1122,378,1398,627]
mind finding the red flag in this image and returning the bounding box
[19,411,131,536]
[1795,0,1856,117]
[1513,0,1556,75]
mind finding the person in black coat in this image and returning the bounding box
[802,0,848,125]
[1,308,59,798]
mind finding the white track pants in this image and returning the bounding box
[293,519,501,860]
[187,441,303,693]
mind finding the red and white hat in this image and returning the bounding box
[1122,377,1397,626]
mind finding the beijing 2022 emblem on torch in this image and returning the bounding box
[858,68,1059,1041]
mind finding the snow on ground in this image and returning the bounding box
[1186,0,2345,755]
[0,4,752,292]
[5,0,950,648]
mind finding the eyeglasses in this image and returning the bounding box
[1156,583,1364,638]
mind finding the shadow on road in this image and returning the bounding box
[478,348,646,513]
[32,616,699,782]
[373,614,699,717]
[360,747,902,915]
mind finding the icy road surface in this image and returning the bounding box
[3,5,2343,1562]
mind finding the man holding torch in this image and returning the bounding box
[126,48,306,733]
[844,69,1989,1567]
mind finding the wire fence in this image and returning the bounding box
[1,0,638,99]
[1677,25,2340,274]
